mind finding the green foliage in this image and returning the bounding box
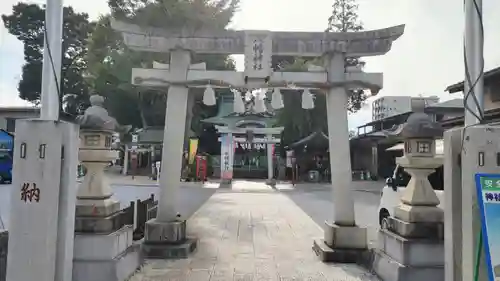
[326,0,367,112]
[276,0,367,145]
[276,59,328,146]
[86,0,239,132]
[2,3,94,115]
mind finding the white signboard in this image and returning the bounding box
[220,134,233,180]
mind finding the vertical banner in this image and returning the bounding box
[475,173,500,281]
[220,134,233,180]
[188,138,199,165]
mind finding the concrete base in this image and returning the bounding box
[372,249,444,281]
[312,239,370,265]
[142,238,198,259]
[75,210,124,233]
[219,179,232,188]
[142,218,197,259]
[373,225,444,281]
[386,217,444,239]
[324,222,367,249]
[72,226,141,281]
[145,219,186,244]
[394,203,443,223]
[75,198,120,217]
[265,178,276,187]
[377,228,443,266]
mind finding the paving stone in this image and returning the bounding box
[128,181,380,281]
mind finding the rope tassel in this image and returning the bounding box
[232,89,245,113]
[202,85,216,106]
[271,88,284,109]
[301,88,314,109]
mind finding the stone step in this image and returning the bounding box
[378,228,444,267]
[386,216,444,239]
[74,225,134,260]
[372,248,444,281]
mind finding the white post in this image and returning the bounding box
[326,53,355,226]
[267,135,273,180]
[6,120,63,281]
[55,122,79,281]
[157,49,190,222]
[462,0,485,280]
[40,0,63,121]
[122,145,129,175]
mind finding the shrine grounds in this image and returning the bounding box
[0,178,383,240]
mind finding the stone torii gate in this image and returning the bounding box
[112,20,404,260]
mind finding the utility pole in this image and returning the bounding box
[462,0,485,280]
[40,0,63,121]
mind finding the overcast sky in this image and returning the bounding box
[1,0,499,129]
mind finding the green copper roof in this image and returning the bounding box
[202,93,278,129]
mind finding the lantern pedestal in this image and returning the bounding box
[373,159,444,281]
[373,113,445,281]
[73,129,141,281]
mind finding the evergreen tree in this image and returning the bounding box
[326,0,367,112]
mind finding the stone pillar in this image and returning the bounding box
[122,145,129,175]
[313,53,367,263]
[266,135,276,186]
[371,144,378,180]
[73,95,140,281]
[220,133,233,187]
[373,113,444,281]
[142,49,197,259]
[156,50,190,222]
[7,120,65,281]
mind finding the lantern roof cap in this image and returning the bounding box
[401,112,443,139]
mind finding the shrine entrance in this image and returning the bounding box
[216,125,282,182]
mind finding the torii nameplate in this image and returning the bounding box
[111,20,404,57]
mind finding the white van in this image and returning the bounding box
[377,140,444,227]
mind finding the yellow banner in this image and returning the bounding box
[188,138,199,164]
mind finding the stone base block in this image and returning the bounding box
[265,178,276,187]
[377,229,443,266]
[312,239,370,265]
[372,249,444,281]
[73,232,141,281]
[74,225,133,260]
[394,204,443,223]
[142,238,198,259]
[324,222,367,249]
[75,210,123,233]
[386,217,444,239]
[219,179,232,188]
[76,198,120,217]
[145,219,186,244]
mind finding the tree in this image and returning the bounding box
[276,58,328,147]
[275,0,367,145]
[2,3,94,115]
[326,0,367,112]
[86,0,238,135]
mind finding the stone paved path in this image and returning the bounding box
[128,182,379,281]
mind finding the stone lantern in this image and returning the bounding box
[373,112,445,281]
[72,95,139,281]
[75,95,121,215]
[396,112,444,223]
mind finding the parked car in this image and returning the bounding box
[0,152,12,184]
[377,144,445,228]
